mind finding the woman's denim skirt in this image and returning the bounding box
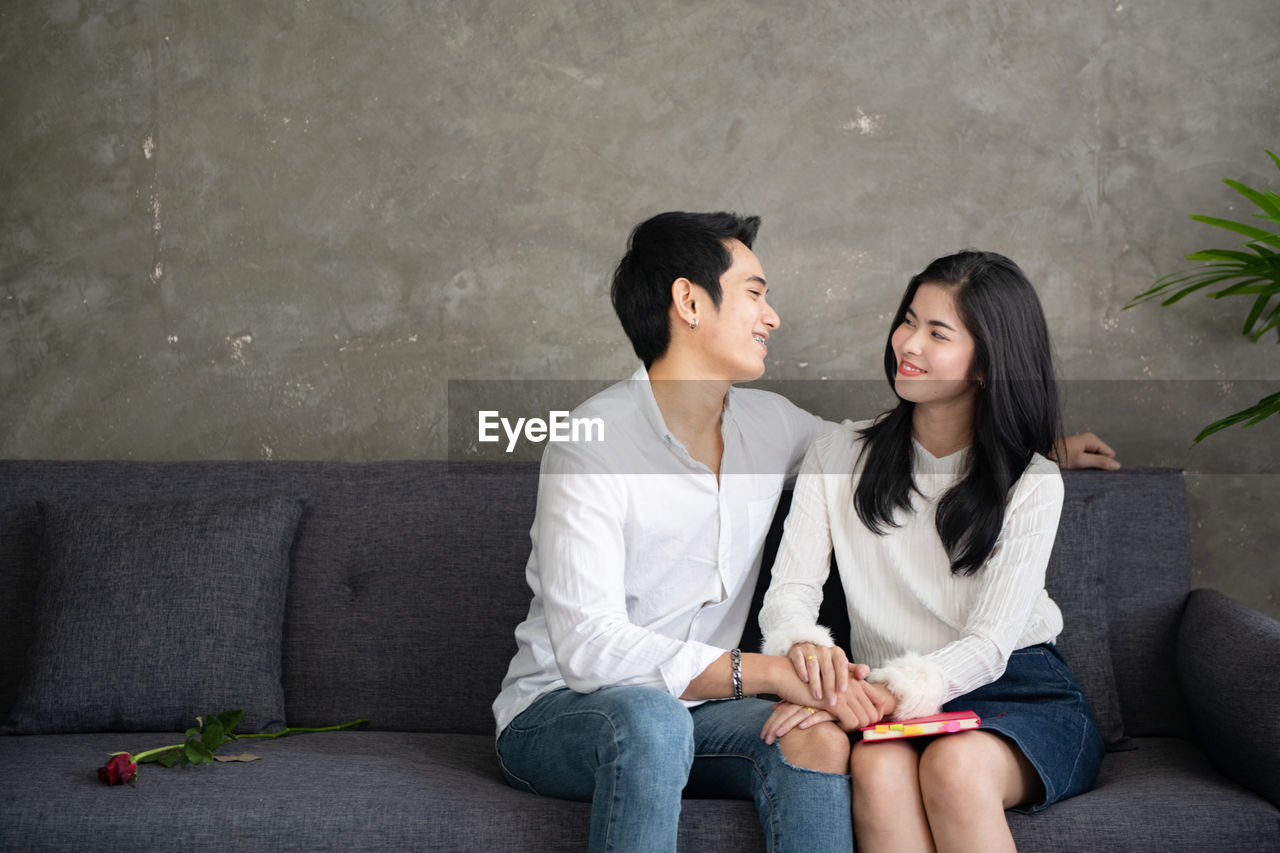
[940,643,1105,812]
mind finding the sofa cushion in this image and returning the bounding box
[1177,588,1280,808]
[0,732,1274,852]
[0,731,767,852]
[1045,492,1126,747]
[5,497,302,734]
[1073,469,1192,738]
[1005,737,1280,850]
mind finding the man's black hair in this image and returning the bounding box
[610,211,761,367]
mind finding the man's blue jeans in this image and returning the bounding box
[495,686,853,853]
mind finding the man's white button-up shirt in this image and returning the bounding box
[493,368,830,735]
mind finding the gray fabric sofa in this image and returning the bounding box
[1,460,1276,851]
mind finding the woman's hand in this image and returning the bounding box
[788,641,866,706]
[1054,432,1120,470]
[861,679,899,720]
[761,677,888,743]
[761,701,837,744]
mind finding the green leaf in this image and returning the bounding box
[1160,272,1262,304]
[203,719,225,751]
[1224,179,1280,219]
[186,727,201,739]
[1185,248,1265,264]
[1208,277,1267,298]
[185,741,215,766]
[1128,274,1198,304]
[217,710,245,736]
[1132,263,1246,299]
[1194,392,1280,442]
[1250,310,1280,342]
[156,751,182,768]
[1266,149,1280,173]
[1190,215,1280,249]
[1244,292,1270,334]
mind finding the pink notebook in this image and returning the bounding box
[860,710,981,741]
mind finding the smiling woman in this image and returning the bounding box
[890,282,980,420]
[759,250,1096,853]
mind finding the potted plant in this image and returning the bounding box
[1127,149,1280,442]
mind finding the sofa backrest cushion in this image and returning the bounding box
[5,497,300,734]
[274,461,540,733]
[1063,469,1192,737]
[0,462,1192,739]
[1042,491,1125,746]
[0,461,540,735]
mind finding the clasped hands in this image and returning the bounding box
[761,642,897,745]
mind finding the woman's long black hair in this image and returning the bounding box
[853,251,1061,576]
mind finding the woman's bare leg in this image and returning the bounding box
[849,739,935,853]
[917,730,1043,853]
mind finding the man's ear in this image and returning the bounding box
[671,277,699,329]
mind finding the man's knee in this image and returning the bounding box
[598,687,695,774]
[779,720,851,775]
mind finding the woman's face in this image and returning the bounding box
[890,282,979,409]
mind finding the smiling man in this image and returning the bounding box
[491,211,1117,853]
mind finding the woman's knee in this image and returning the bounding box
[917,731,1011,813]
[849,740,919,802]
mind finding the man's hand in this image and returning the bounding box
[1055,432,1120,471]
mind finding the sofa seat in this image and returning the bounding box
[1007,737,1280,850]
[3,731,1275,851]
[0,731,769,851]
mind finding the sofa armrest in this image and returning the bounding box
[1176,587,1280,807]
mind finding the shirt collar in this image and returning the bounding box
[628,365,737,445]
[628,366,673,443]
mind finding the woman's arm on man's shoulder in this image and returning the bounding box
[1054,432,1121,470]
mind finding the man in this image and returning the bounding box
[492,212,1118,853]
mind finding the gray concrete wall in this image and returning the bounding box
[2,0,1277,617]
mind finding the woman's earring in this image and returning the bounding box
[978,378,986,390]
[689,318,699,330]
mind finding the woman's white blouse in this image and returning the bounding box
[758,420,1065,719]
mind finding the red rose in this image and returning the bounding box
[97,753,137,785]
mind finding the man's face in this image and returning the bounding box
[695,239,781,382]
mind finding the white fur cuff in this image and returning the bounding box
[760,623,836,657]
[868,653,947,720]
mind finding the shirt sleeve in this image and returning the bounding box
[870,461,1066,718]
[758,439,839,656]
[532,443,725,698]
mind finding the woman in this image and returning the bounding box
[758,250,1104,852]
